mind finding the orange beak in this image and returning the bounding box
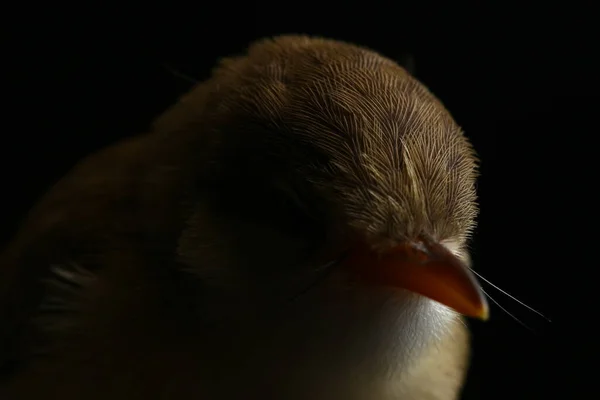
[342,237,489,320]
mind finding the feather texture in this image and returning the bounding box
[1,35,479,400]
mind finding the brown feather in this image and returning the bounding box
[1,35,479,399]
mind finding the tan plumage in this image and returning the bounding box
[1,36,479,399]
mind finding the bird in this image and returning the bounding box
[0,35,487,400]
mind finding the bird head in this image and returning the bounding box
[169,36,487,329]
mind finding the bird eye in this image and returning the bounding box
[279,184,316,221]
[268,182,327,245]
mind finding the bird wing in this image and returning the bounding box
[0,132,195,378]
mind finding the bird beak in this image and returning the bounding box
[343,236,489,320]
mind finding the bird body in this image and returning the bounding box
[1,36,483,399]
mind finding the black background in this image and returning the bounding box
[4,3,598,399]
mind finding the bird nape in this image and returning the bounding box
[1,35,486,400]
